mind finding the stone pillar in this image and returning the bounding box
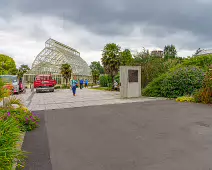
[120,66,141,98]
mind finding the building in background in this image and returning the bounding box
[195,49,212,56]
[24,38,92,84]
[151,49,163,57]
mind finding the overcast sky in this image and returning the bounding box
[0,0,211,67]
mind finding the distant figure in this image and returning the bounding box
[85,79,89,88]
[114,80,118,90]
[70,77,77,96]
[80,79,84,89]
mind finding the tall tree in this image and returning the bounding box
[90,61,104,84]
[60,63,72,87]
[17,64,30,78]
[91,69,100,84]
[90,61,104,74]
[163,45,177,60]
[0,54,17,75]
[101,43,121,87]
[133,47,151,65]
[120,49,133,66]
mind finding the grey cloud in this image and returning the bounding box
[2,0,212,50]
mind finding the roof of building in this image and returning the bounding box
[196,49,212,56]
[27,38,91,76]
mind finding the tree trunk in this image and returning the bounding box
[111,75,114,90]
[65,79,67,88]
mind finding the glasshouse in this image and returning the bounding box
[24,38,92,84]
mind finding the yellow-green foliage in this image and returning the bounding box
[0,79,10,101]
[176,96,195,102]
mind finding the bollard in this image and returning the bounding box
[3,97,9,107]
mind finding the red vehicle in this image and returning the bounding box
[34,74,57,93]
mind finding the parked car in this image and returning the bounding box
[0,75,24,94]
[34,74,57,93]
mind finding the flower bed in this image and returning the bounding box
[0,106,40,169]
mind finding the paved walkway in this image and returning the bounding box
[23,88,163,111]
[22,100,212,170]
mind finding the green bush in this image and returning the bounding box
[0,107,40,132]
[193,70,212,104]
[0,78,10,101]
[0,116,26,169]
[142,66,205,98]
[114,73,120,84]
[61,84,70,89]
[99,75,112,87]
[54,85,61,89]
[182,54,212,71]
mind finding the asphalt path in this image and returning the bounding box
[23,100,212,170]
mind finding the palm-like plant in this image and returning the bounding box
[101,43,121,88]
[60,64,72,87]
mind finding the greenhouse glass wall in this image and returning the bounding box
[24,38,92,85]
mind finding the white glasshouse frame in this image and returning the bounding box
[27,38,91,76]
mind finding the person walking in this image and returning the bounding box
[80,79,84,89]
[85,79,89,88]
[70,77,77,96]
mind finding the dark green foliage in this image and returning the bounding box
[101,43,121,84]
[17,65,30,78]
[133,49,182,88]
[54,85,61,89]
[164,44,177,60]
[114,73,120,83]
[61,84,70,89]
[90,61,104,74]
[142,66,205,98]
[120,49,133,66]
[99,75,112,87]
[60,63,72,87]
[193,68,212,104]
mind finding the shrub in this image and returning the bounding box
[100,75,112,87]
[61,84,70,89]
[3,96,23,108]
[193,69,212,104]
[142,66,205,98]
[176,96,195,102]
[0,79,10,101]
[182,54,212,71]
[0,107,40,132]
[0,116,26,169]
[114,73,120,84]
[54,86,61,89]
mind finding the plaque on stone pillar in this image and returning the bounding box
[128,69,138,82]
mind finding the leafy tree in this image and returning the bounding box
[60,63,72,87]
[90,61,104,74]
[89,61,104,84]
[17,64,30,78]
[120,49,133,66]
[164,45,177,60]
[92,69,100,84]
[133,47,151,65]
[101,43,121,87]
[0,54,17,75]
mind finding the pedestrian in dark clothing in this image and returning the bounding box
[80,79,84,89]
